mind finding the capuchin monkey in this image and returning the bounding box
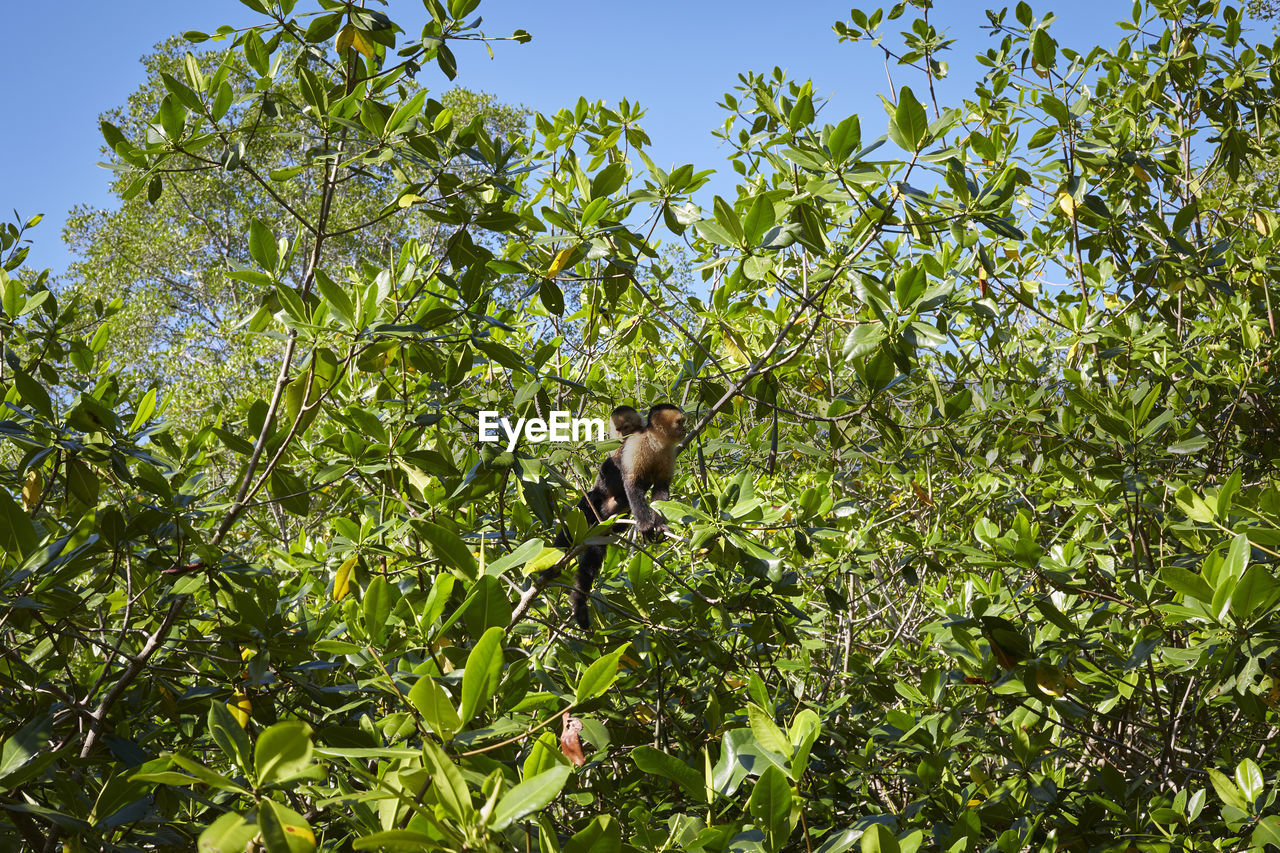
[552,404,686,628]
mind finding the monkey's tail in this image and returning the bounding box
[569,545,605,629]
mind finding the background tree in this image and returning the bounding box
[62,36,526,418]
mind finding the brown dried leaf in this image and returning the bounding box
[559,712,585,767]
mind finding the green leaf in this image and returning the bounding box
[208,702,253,773]
[1236,758,1263,804]
[631,746,705,801]
[256,798,292,852]
[362,575,393,644]
[0,715,52,788]
[100,120,129,152]
[1168,435,1209,454]
[748,765,792,848]
[436,43,458,80]
[417,521,479,580]
[889,86,927,151]
[1032,27,1057,70]
[408,675,461,741]
[314,270,355,328]
[167,753,252,795]
[1211,533,1250,618]
[1230,566,1280,622]
[894,265,926,308]
[249,219,279,271]
[243,29,269,75]
[1253,816,1280,850]
[827,114,861,161]
[483,539,543,578]
[1208,767,1249,812]
[522,732,566,779]
[842,324,886,361]
[461,575,511,636]
[788,92,815,131]
[304,13,343,43]
[564,814,621,853]
[352,830,437,851]
[458,626,505,727]
[197,811,258,853]
[1159,566,1213,603]
[695,218,738,247]
[255,721,313,786]
[0,487,39,563]
[748,704,793,760]
[742,194,776,247]
[589,162,627,199]
[860,823,900,853]
[269,468,310,516]
[575,643,630,704]
[66,459,100,507]
[157,95,186,140]
[127,388,158,434]
[713,196,744,245]
[489,765,572,831]
[788,709,821,779]
[421,741,473,823]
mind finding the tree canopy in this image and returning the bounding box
[3,1,1280,851]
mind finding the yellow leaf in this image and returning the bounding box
[336,23,375,59]
[1057,192,1076,219]
[229,692,251,728]
[350,28,376,59]
[334,555,357,602]
[21,470,43,510]
[284,824,316,844]
[546,245,577,278]
[977,266,988,281]
[722,335,747,365]
[1255,211,1269,236]
[240,647,256,662]
[1132,164,1150,182]
[525,547,564,575]
[1066,340,1079,362]
[158,682,179,715]
[335,23,355,55]
[398,194,428,209]
[1003,247,1020,261]
[1035,663,1067,698]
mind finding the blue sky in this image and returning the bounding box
[0,1,1174,276]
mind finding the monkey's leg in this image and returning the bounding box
[570,544,606,629]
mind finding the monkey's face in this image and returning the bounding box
[649,405,686,442]
[610,405,644,438]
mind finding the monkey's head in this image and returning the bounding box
[647,404,686,443]
[610,405,644,439]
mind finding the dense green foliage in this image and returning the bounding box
[3,1,1280,851]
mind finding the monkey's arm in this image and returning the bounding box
[622,475,666,538]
